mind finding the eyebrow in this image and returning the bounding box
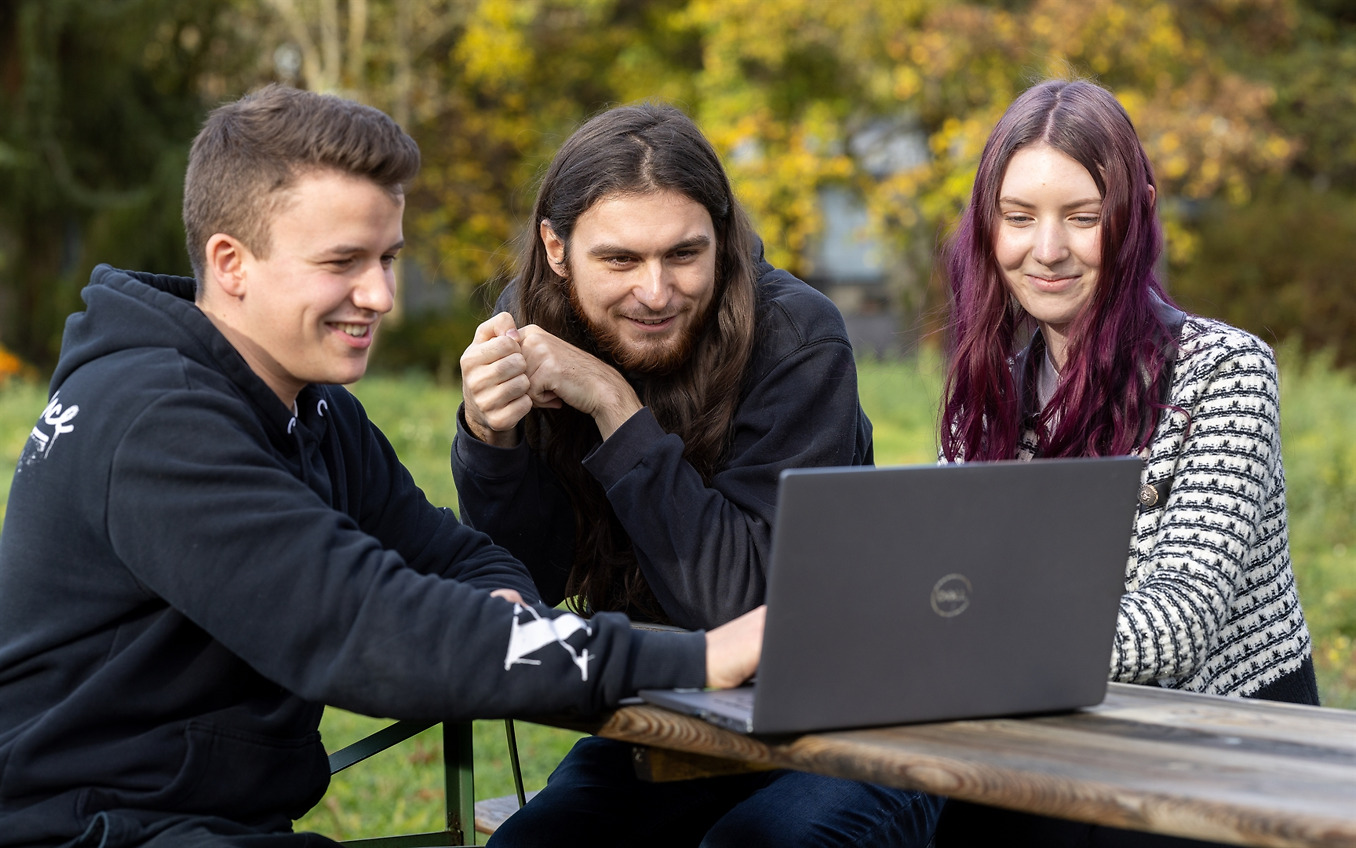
[586,234,712,258]
[998,196,1103,210]
[325,239,405,256]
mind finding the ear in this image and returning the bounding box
[1146,183,1157,210]
[203,233,249,300]
[539,219,567,278]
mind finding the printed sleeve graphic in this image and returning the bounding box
[24,391,79,464]
[504,604,595,681]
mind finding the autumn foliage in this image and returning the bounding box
[3,0,1356,368]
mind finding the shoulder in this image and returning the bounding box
[1179,315,1272,354]
[30,347,260,474]
[751,261,852,354]
[1176,315,1278,381]
[308,384,395,459]
[1166,316,1281,429]
[57,346,227,414]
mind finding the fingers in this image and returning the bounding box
[515,326,643,437]
[467,323,640,437]
[515,326,582,408]
[704,605,765,690]
[490,588,527,606]
[516,326,608,406]
[460,313,533,444]
[471,311,518,344]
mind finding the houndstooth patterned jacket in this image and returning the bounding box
[1016,316,1313,696]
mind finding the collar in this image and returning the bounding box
[1011,293,1188,448]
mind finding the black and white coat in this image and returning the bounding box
[1015,316,1314,698]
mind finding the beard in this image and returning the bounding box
[569,285,712,376]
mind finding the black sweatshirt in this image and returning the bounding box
[453,252,873,629]
[0,266,704,844]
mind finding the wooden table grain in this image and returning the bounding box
[562,683,1356,847]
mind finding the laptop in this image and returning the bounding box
[639,456,1142,735]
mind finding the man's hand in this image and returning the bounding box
[490,588,527,605]
[460,312,535,447]
[704,605,765,690]
[516,325,642,440]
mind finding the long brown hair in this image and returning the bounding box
[940,79,1177,462]
[512,103,758,621]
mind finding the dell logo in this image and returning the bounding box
[931,574,972,617]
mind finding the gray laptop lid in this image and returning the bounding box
[642,456,1142,735]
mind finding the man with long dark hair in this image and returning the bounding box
[455,103,940,847]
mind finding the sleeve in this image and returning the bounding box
[344,395,538,599]
[451,407,578,604]
[450,282,583,605]
[585,330,870,630]
[1109,335,1284,683]
[107,390,705,720]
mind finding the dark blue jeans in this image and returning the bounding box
[487,736,943,847]
[933,801,1231,848]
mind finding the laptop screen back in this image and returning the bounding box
[748,457,1141,734]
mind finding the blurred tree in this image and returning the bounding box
[0,0,253,371]
[1172,0,1356,364]
[1177,179,1356,363]
[6,0,1352,372]
[636,0,1300,344]
[381,0,1303,361]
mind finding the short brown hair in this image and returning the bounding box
[181,84,420,284]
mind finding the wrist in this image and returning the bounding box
[464,408,521,448]
[594,388,643,440]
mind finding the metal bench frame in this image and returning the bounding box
[327,720,476,847]
[325,719,530,845]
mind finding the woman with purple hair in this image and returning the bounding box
[932,78,1318,847]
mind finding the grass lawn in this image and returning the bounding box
[1,346,1352,843]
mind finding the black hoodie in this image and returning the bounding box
[0,266,704,845]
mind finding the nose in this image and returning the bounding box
[353,262,395,315]
[633,259,671,311]
[1032,221,1069,267]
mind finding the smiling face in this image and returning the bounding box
[202,169,404,408]
[543,190,718,374]
[994,144,1104,368]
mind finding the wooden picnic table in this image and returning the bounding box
[543,682,1356,847]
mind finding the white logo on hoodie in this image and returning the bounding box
[504,603,595,681]
[25,391,80,462]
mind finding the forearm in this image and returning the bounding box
[451,406,575,604]
[1108,334,1283,683]
[294,596,709,720]
[586,409,772,629]
[588,345,870,630]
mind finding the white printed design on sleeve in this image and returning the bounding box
[504,604,595,681]
[22,391,79,466]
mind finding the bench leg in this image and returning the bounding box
[444,722,475,845]
[504,719,527,807]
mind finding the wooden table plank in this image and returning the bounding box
[573,684,1356,848]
